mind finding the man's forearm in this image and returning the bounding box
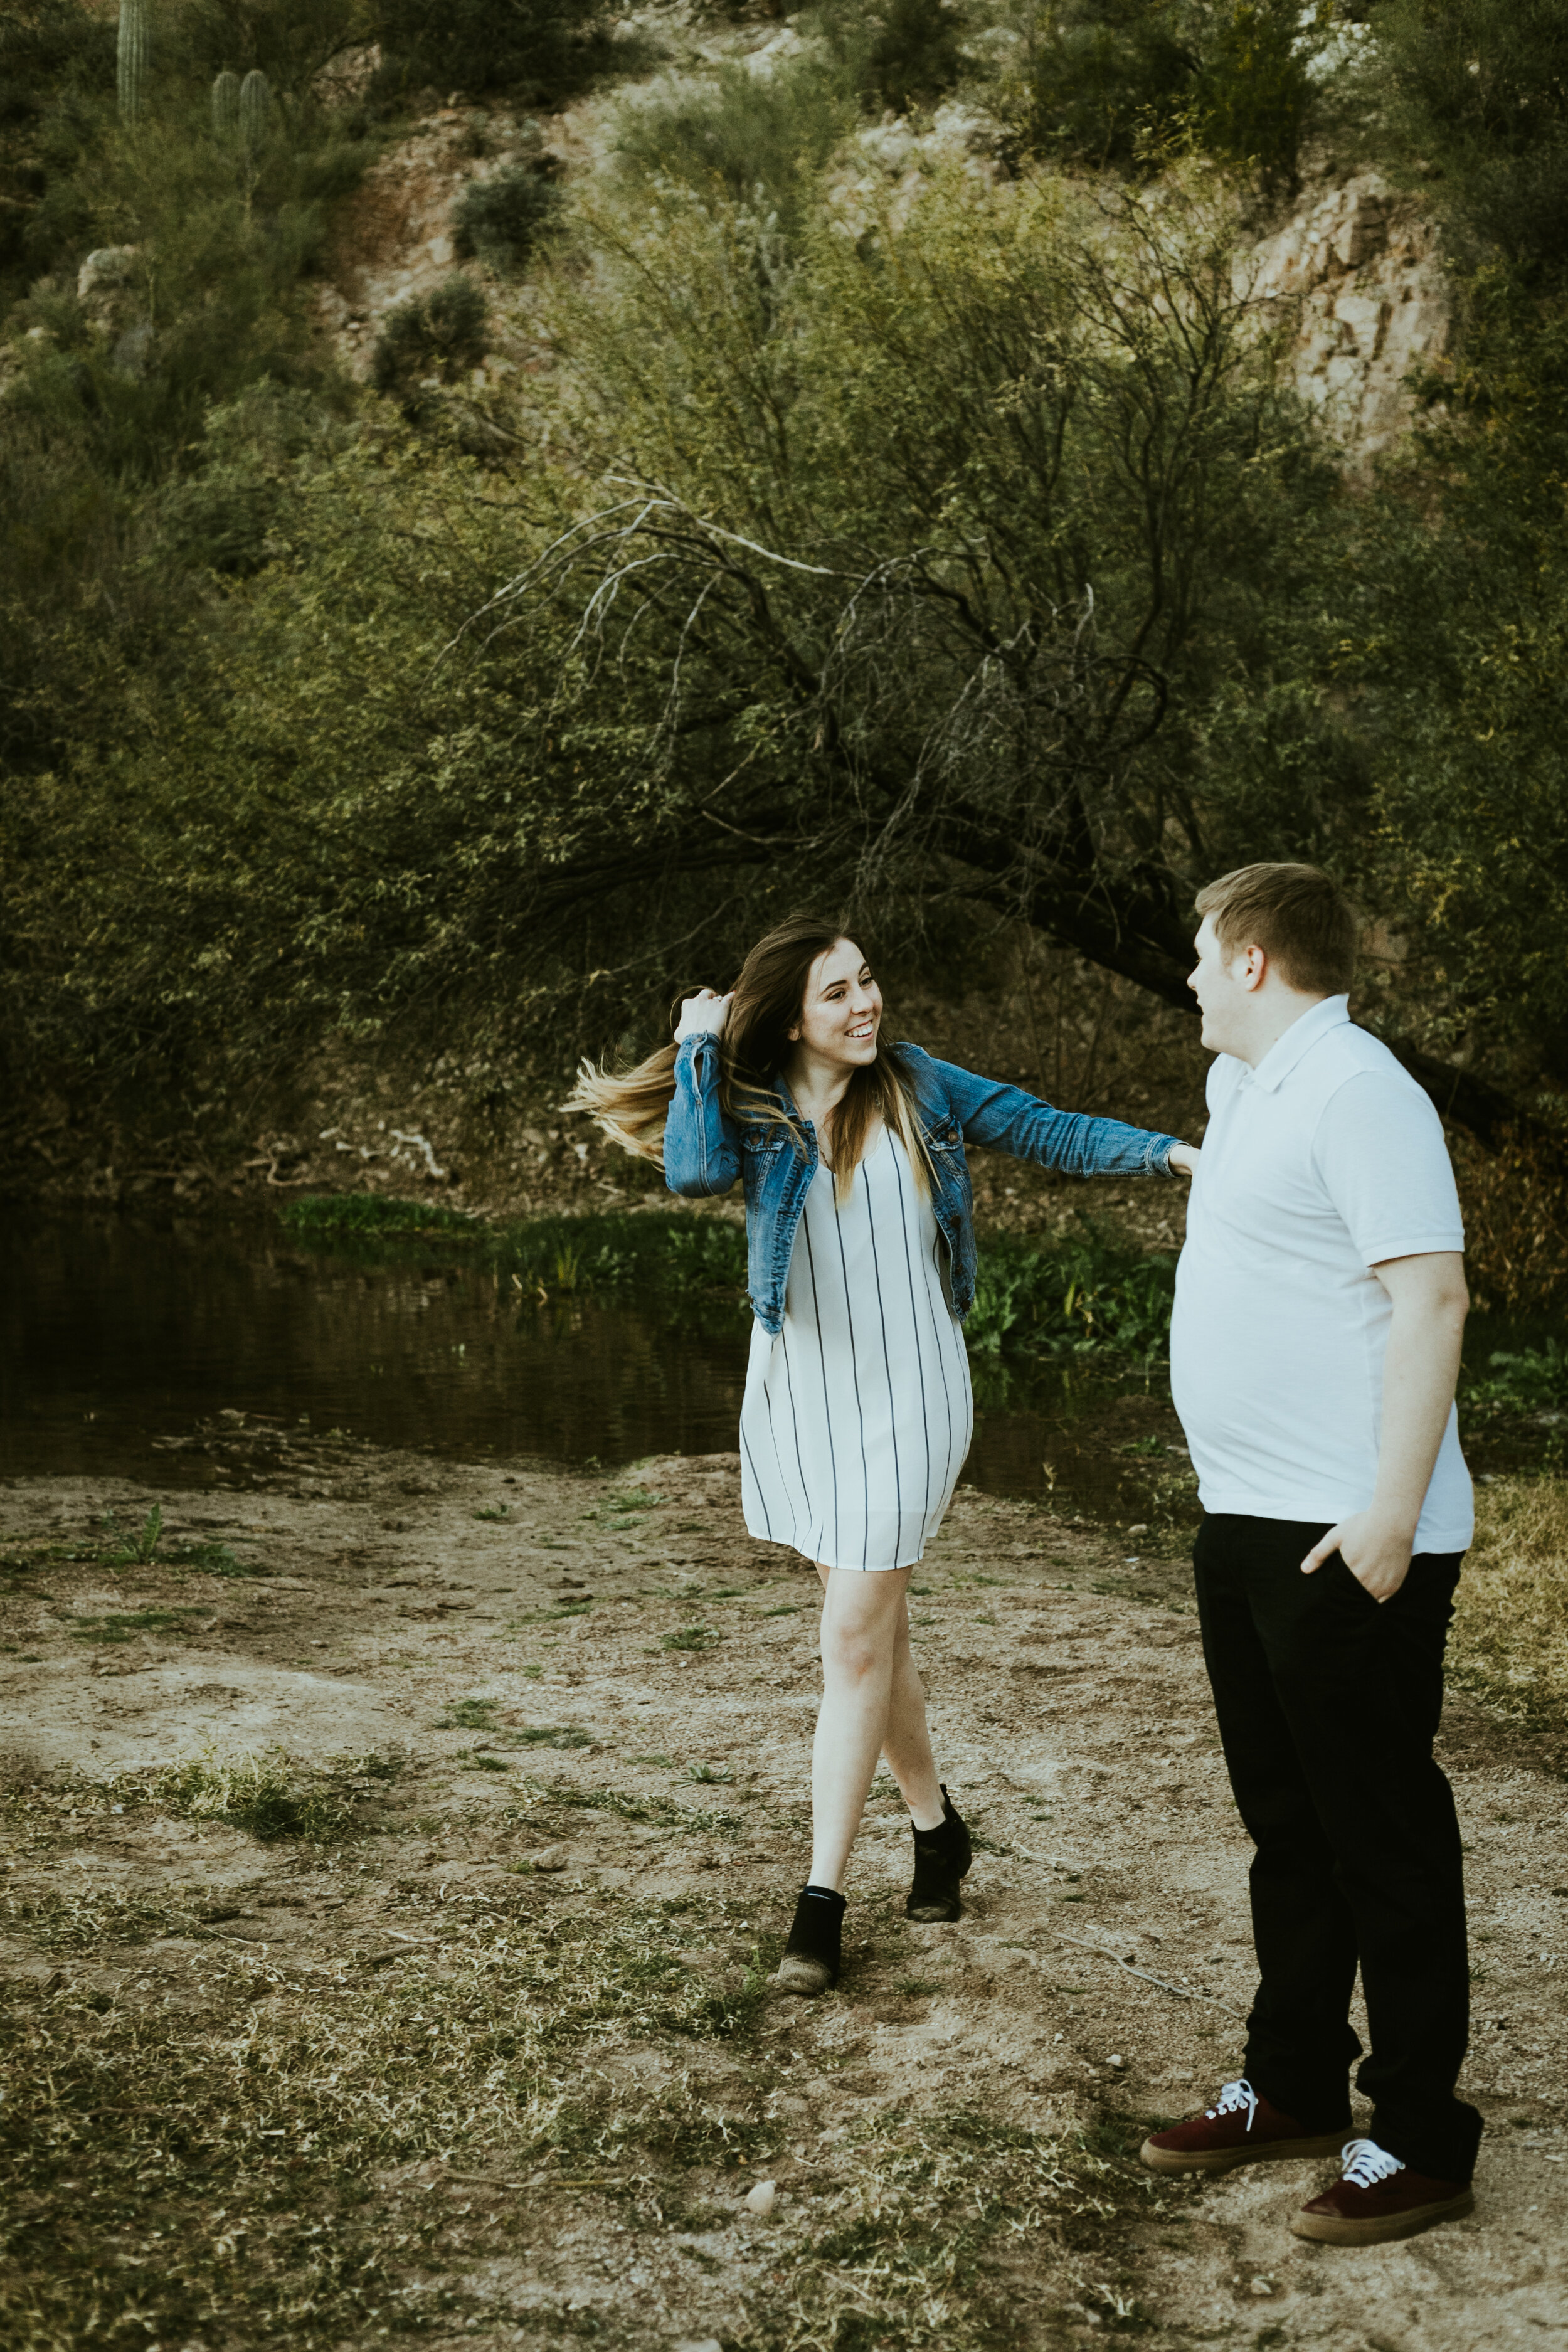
[1370,1293,1466,1535]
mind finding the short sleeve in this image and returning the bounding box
[1311,1069,1465,1266]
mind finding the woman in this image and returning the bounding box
[571,915,1197,1995]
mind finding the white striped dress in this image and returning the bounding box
[739,1128,974,1571]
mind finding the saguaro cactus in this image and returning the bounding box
[117,0,150,123]
[238,68,271,146]
[211,71,240,139]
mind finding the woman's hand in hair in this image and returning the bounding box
[675,987,733,1043]
[1168,1142,1201,1177]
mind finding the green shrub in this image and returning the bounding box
[373,0,608,104]
[1371,0,1568,283]
[966,1231,1179,1364]
[814,0,965,118]
[1023,0,1199,169]
[612,51,857,236]
[1197,0,1317,186]
[863,0,967,117]
[372,275,489,395]
[281,1193,481,1236]
[1022,0,1320,183]
[1463,1340,1568,1417]
[452,162,561,273]
[158,466,283,575]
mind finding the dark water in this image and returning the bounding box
[6,1212,1535,1523]
[0,1210,1159,1518]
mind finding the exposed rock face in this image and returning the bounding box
[322,112,478,377]
[77,245,140,302]
[1249,169,1450,462]
[321,109,553,383]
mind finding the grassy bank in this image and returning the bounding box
[282,1192,1568,1399]
[0,1773,1158,2352]
[282,1195,1184,1367]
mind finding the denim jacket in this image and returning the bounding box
[663,1034,1179,1335]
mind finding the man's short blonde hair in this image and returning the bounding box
[1195,862,1357,997]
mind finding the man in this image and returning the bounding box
[1141,862,1481,2247]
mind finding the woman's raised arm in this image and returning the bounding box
[924,1053,1197,1179]
[664,991,743,1197]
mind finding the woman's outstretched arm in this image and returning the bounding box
[916,1049,1198,1179]
[664,992,743,1197]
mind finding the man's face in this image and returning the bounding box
[1188,914,1259,1056]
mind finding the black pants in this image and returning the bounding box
[1192,1513,1482,2185]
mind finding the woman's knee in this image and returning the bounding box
[822,1624,887,1684]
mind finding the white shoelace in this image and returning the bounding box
[1340,2138,1406,2189]
[1204,2078,1259,2134]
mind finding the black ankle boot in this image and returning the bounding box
[776,1883,845,1996]
[906,1787,972,1922]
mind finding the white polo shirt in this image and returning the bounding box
[1170,995,1473,1550]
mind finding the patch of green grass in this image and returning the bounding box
[661,1625,720,1652]
[632,1752,675,1767]
[756,2107,1144,2343]
[763,1604,800,1618]
[280,1193,482,1239]
[0,1872,783,2351]
[582,1485,664,1534]
[2,1508,262,1585]
[103,1503,164,1564]
[506,1600,593,1626]
[502,1725,594,1751]
[68,1606,208,1645]
[97,1751,357,1843]
[472,1503,512,1521]
[686,1762,733,1784]
[436,1697,502,1730]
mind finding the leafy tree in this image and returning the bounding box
[371,0,610,103]
[610,51,859,240]
[1022,0,1198,168]
[1019,0,1326,187]
[0,0,117,299]
[1370,0,1568,284]
[3,161,1352,1126]
[1325,0,1568,1116]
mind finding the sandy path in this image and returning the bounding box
[1,1436,1563,2349]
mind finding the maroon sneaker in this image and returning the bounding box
[1290,2138,1475,2245]
[1140,2077,1348,2176]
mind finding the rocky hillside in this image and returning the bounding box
[302,14,1448,455]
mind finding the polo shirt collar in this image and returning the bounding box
[1246,995,1351,1093]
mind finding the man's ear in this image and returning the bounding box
[1239,943,1268,994]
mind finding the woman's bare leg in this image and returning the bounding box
[881,1594,945,1829]
[807,1565,945,1891]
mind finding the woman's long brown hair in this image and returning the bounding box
[565,914,931,1201]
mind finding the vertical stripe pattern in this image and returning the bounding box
[739,1131,974,1571]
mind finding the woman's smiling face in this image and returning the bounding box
[790,937,882,1073]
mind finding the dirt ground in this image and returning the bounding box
[1,1431,1564,2350]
